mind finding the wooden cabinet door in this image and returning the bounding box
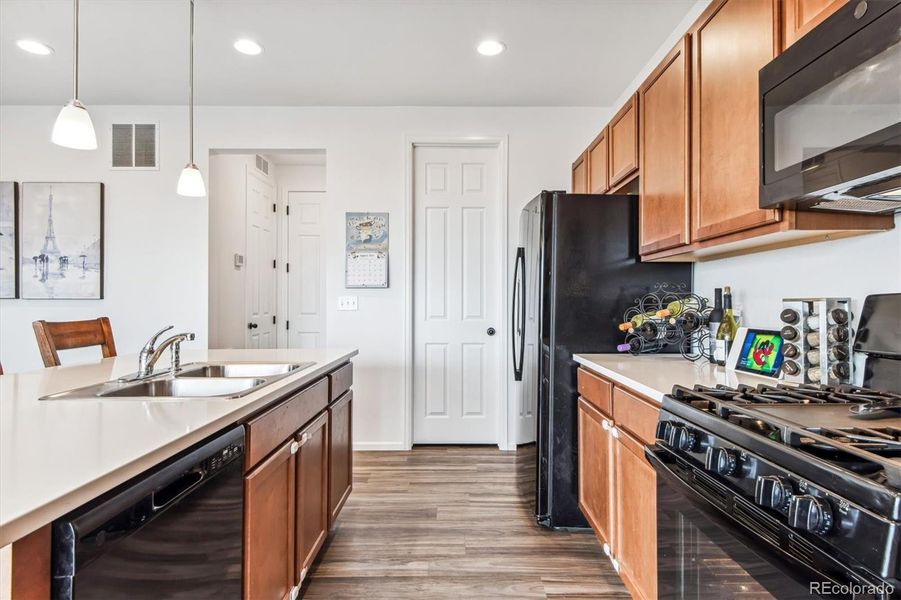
[572,152,588,193]
[588,129,609,194]
[691,0,781,242]
[295,411,330,585]
[608,93,639,188]
[613,426,657,600]
[638,36,691,255]
[782,0,846,50]
[244,439,296,600]
[577,399,614,550]
[328,391,353,527]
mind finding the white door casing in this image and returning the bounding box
[245,170,277,348]
[514,202,541,444]
[287,191,326,348]
[412,144,503,444]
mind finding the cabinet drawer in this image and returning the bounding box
[577,368,613,417]
[245,378,329,468]
[612,386,659,445]
[329,362,353,402]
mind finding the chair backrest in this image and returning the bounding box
[32,317,118,368]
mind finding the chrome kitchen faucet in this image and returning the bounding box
[135,325,196,378]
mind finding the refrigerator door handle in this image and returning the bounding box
[512,247,526,381]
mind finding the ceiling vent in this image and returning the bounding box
[111,123,159,170]
[255,154,270,175]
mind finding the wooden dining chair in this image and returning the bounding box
[32,317,118,368]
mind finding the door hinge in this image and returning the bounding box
[286,262,290,273]
[272,315,276,325]
[286,320,290,331]
[286,205,290,216]
[272,202,277,213]
[272,259,276,269]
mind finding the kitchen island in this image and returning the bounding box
[0,347,357,599]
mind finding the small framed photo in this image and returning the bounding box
[19,182,104,300]
[0,182,18,299]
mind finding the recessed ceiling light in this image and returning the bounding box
[477,40,505,56]
[233,39,263,56]
[17,39,54,56]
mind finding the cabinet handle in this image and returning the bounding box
[602,543,610,556]
[601,419,611,431]
[290,441,300,454]
[611,557,620,572]
[289,585,300,600]
[610,426,619,439]
[299,432,311,446]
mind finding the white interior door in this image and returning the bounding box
[413,145,501,444]
[245,171,277,348]
[287,191,326,348]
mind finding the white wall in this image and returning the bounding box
[0,104,604,450]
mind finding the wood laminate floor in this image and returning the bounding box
[302,445,629,599]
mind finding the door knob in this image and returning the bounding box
[487,327,496,336]
[247,322,258,330]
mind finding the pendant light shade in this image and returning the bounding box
[178,0,206,197]
[177,163,207,197]
[52,0,97,150]
[52,99,97,150]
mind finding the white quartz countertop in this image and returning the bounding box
[573,353,777,403]
[0,348,357,547]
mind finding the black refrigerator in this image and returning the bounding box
[512,191,692,529]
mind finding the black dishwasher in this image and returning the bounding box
[52,425,245,599]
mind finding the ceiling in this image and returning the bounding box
[0,0,697,107]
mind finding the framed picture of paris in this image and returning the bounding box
[19,183,104,299]
[0,182,17,299]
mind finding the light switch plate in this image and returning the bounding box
[338,295,358,311]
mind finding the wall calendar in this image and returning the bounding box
[345,212,389,288]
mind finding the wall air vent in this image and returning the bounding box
[255,154,270,175]
[111,123,159,170]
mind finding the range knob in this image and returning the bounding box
[705,447,740,477]
[656,421,674,441]
[754,476,793,511]
[787,495,833,535]
[673,426,700,452]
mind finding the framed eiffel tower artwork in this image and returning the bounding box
[0,182,17,299]
[19,183,104,300]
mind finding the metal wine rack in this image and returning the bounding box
[619,282,712,361]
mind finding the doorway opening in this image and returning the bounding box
[208,149,327,350]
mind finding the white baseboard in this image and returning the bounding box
[353,441,410,451]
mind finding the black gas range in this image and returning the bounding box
[647,295,901,599]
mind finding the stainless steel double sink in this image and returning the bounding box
[41,362,315,400]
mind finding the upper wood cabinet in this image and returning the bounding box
[608,93,639,188]
[244,439,296,600]
[572,152,589,193]
[577,399,614,550]
[638,36,691,255]
[691,0,781,242]
[782,0,846,49]
[588,128,610,194]
[295,412,330,587]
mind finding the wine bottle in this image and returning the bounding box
[655,297,702,319]
[707,288,723,362]
[635,321,660,341]
[714,287,737,365]
[617,310,659,332]
[671,311,702,333]
[617,338,663,354]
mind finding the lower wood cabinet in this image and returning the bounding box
[613,425,657,600]
[328,390,353,526]
[244,438,297,600]
[295,411,330,585]
[577,367,659,600]
[577,399,614,550]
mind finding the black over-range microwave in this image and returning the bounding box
[759,0,901,214]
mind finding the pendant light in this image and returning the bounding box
[177,0,206,197]
[51,0,97,150]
